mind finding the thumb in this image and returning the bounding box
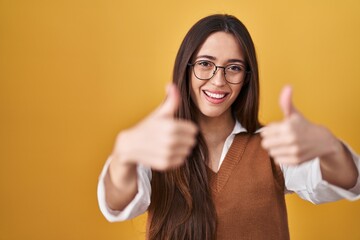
[156,83,180,118]
[279,85,297,118]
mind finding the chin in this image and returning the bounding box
[199,109,226,119]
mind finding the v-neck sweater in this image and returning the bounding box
[207,133,290,240]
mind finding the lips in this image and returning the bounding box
[203,90,229,104]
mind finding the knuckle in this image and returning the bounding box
[282,122,291,132]
[269,149,276,157]
[164,122,177,134]
[166,139,178,150]
[162,135,178,148]
[261,139,269,149]
[160,148,172,161]
[287,134,297,144]
[291,145,300,155]
[285,122,296,133]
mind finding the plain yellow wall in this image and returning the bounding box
[1,0,359,239]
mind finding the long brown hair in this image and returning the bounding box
[148,14,261,240]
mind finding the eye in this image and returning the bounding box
[196,60,213,68]
[227,65,244,73]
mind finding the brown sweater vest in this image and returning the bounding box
[207,133,290,240]
[147,133,290,240]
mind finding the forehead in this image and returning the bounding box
[196,31,244,60]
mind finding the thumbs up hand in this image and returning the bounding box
[260,85,335,165]
[279,85,297,118]
[111,84,198,171]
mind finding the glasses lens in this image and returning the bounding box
[225,65,246,84]
[193,61,215,80]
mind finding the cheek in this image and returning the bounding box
[230,85,243,102]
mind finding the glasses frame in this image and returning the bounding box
[188,60,250,85]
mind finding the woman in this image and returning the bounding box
[98,14,360,240]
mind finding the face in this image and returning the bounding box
[190,31,246,121]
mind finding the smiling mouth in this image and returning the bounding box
[203,90,228,99]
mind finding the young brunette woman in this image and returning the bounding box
[98,14,360,240]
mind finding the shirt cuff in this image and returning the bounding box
[308,144,360,204]
[97,157,151,222]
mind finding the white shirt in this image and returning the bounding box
[97,121,360,222]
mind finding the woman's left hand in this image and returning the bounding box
[260,85,339,165]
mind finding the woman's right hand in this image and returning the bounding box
[111,84,198,171]
[105,84,198,211]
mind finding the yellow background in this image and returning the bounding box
[1,0,359,239]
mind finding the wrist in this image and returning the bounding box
[105,154,138,209]
[112,130,136,167]
[322,126,342,157]
[109,130,138,182]
[108,148,137,191]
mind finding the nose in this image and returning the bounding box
[210,67,227,86]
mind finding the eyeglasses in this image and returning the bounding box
[188,60,249,84]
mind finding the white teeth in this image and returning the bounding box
[204,91,226,99]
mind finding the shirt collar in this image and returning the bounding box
[231,120,263,136]
[232,120,248,135]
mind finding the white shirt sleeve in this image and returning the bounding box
[283,144,360,204]
[97,157,152,222]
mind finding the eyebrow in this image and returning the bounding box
[195,55,246,65]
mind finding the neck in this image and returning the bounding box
[198,111,235,148]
